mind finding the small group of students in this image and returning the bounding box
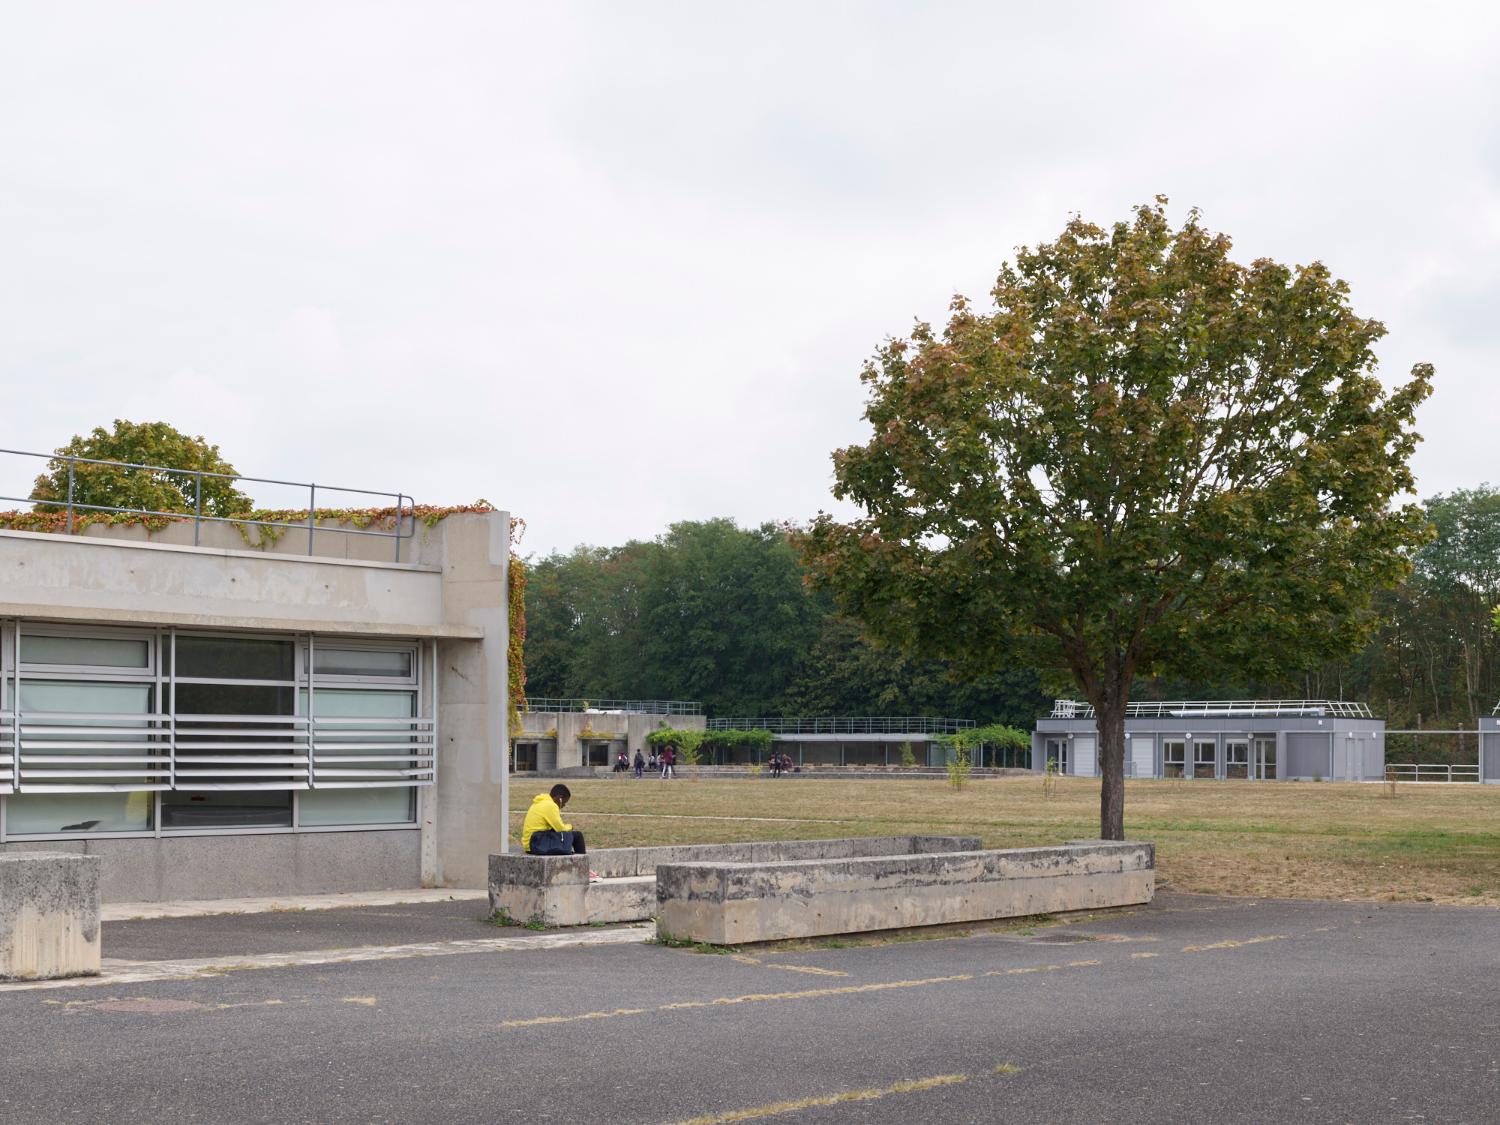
[614,747,677,778]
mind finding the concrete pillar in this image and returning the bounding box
[429,511,511,885]
[0,853,101,980]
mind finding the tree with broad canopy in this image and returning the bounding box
[801,199,1433,841]
[30,419,252,518]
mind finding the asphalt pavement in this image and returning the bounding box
[1,893,1495,1124]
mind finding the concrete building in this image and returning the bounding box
[706,717,979,767]
[513,699,707,771]
[1032,700,1386,781]
[0,502,512,901]
[1476,707,1500,783]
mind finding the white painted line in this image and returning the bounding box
[103,888,489,922]
[0,925,655,993]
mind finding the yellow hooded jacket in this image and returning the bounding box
[521,792,571,852]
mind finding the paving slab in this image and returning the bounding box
[102,897,508,961]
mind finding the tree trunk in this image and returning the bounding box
[1096,699,1127,841]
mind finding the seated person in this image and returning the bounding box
[521,783,587,855]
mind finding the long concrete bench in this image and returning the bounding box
[487,835,981,928]
[654,840,1154,945]
[0,852,102,980]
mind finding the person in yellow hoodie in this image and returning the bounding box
[521,784,587,855]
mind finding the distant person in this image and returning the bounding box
[614,750,630,774]
[648,748,659,773]
[661,746,676,780]
[633,749,645,779]
[769,753,782,778]
[522,784,586,855]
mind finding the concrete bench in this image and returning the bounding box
[0,852,102,980]
[487,835,981,928]
[654,840,1154,945]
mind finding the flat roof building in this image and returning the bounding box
[1033,700,1386,781]
[0,463,512,901]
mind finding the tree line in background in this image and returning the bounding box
[523,517,1050,724]
[525,488,1500,733]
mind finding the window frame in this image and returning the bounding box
[0,623,431,842]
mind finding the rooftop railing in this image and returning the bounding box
[524,698,704,716]
[0,446,416,561]
[1050,699,1375,720]
[707,717,976,735]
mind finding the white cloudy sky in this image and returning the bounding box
[2,2,1497,556]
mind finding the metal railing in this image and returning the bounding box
[1050,699,1374,720]
[524,698,704,716]
[707,717,976,735]
[0,446,416,561]
[1384,763,1481,783]
[0,711,435,794]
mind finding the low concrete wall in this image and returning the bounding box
[0,852,101,980]
[0,831,421,902]
[487,836,982,927]
[655,840,1155,945]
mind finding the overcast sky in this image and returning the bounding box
[2,2,1496,556]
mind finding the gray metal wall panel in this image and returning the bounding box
[1285,733,1331,779]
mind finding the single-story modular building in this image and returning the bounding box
[1476,707,1500,783]
[1033,700,1386,781]
[0,487,512,901]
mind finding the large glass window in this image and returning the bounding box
[175,636,294,681]
[162,790,292,829]
[313,647,412,678]
[1193,739,1217,779]
[1163,740,1186,779]
[6,679,156,835]
[1,626,428,841]
[299,687,417,826]
[20,633,150,670]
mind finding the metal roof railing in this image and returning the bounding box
[0,446,416,561]
[1050,699,1374,720]
[524,698,704,716]
[708,717,976,735]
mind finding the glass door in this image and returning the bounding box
[1224,739,1250,779]
[1045,738,1069,774]
[1163,740,1186,778]
[1254,736,1277,780]
[1192,739,1217,779]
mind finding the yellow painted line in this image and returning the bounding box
[498,974,974,1029]
[1182,935,1287,953]
[668,1072,970,1124]
[730,954,848,977]
[1130,951,1159,959]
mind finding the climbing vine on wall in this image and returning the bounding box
[508,516,528,736]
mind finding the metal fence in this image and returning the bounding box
[1051,699,1374,719]
[0,446,416,561]
[524,698,704,716]
[1384,763,1481,783]
[707,717,976,735]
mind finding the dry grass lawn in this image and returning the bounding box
[510,775,1500,906]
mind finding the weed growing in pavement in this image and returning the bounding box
[488,908,546,931]
[649,933,739,954]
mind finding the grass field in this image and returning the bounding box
[509,775,1500,906]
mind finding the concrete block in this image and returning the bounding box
[655,841,1155,945]
[0,852,101,980]
[484,836,988,928]
[487,853,589,926]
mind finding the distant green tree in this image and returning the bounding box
[639,520,822,715]
[779,613,1048,725]
[31,420,252,517]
